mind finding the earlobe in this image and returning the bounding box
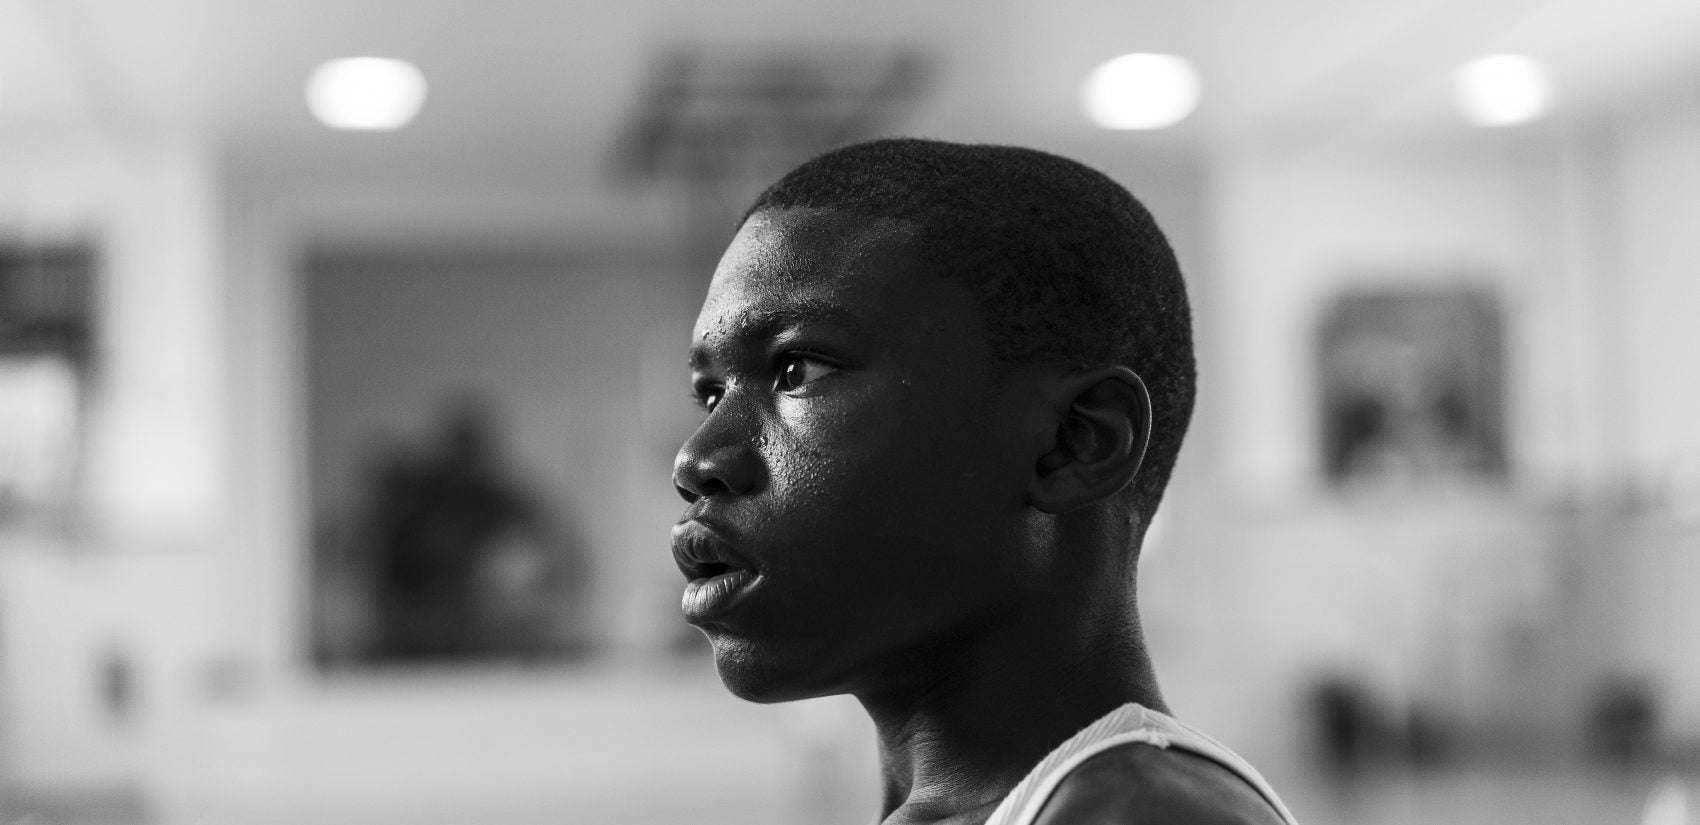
[1030,366,1151,514]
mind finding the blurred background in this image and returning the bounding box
[1,0,1697,822]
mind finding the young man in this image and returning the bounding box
[671,138,1299,825]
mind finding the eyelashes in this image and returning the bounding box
[775,353,840,392]
[688,351,843,413]
[689,387,722,412]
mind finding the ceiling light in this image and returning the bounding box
[1455,54,1553,127]
[1080,53,1201,130]
[306,57,428,131]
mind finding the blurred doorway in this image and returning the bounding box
[304,245,638,668]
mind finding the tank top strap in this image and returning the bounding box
[984,704,1299,825]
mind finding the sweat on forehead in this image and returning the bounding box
[695,209,953,353]
[725,208,924,287]
[687,298,874,371]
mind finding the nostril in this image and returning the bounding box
[673,442,758,501]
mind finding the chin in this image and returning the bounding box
[707,633,838,704]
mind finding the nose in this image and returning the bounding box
[673,407,763,503]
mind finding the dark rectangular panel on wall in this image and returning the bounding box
[0,243,96,530]
[1317,285,1507,489]
[302,244,690,670]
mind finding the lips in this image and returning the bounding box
[672,520,762,623]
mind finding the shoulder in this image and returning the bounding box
[1030,741,1288,825]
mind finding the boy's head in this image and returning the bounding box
[741,138,1194,525]
[673,138,1194,701]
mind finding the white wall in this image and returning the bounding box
[1208,136,1538,503]
[1136,126,1637,767]
[1618,100,1700,491]
[1613,96,1700,739]
[1139,95,1700,765]
[0,129,229,786]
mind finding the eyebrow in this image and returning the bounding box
[687,299,871,370]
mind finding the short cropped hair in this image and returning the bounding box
[744,137,1195,528]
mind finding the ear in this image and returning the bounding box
[1030,366,1152,514]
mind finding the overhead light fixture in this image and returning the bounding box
[306,57,428,131]
[1080,53,1201,130]
[1455,54,1553,127]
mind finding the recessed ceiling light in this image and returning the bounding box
[1455,54,1553,127]
[1080,53,1201,131]
[306,57,428,131]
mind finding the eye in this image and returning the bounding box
[690,379,723,412]
[776,354,839,392]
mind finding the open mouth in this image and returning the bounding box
[672,521,761,622]
[678,555,747,582]
[671,521,755,580]
[688,560,736,580]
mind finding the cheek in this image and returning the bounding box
[763,396,993,538]
[766,397,935,492]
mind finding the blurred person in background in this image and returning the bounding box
[356,396,586,663]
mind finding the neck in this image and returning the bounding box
[857,584,1164,824]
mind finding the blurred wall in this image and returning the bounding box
[1619,100,1700,484]
[1139,92,1700,774]
[1613,97,1700,738]
[0,128,230,789]
[1145,131,1553,769]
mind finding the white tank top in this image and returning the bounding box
[984,703,1300,825]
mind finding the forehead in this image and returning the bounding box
[692,208,954,346]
